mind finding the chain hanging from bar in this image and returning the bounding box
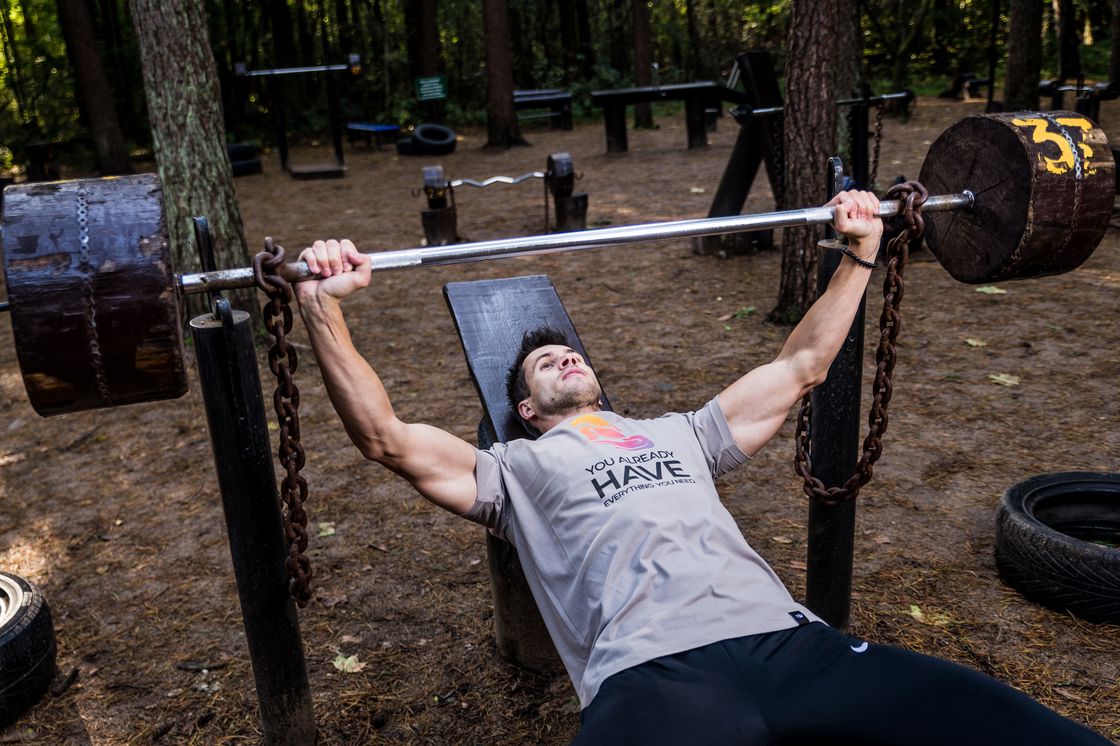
[253,238,313,607]
[793,180,928,507]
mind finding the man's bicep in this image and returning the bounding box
[717,359,807,456]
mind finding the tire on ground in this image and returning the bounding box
[411,124,457,155]
[0,571,57,727]
[995,471,1120,623]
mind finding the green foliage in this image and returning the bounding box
[3,0,1119,174]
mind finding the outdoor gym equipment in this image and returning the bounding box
[0,111,1111,418]
[0,110,1112,742]
[415,153,587,245]
[589,80,752,152]
[234,55,361,180]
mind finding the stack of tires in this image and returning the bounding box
[396,124,457,156]
[0,571,56,727]
[226,143,262,177]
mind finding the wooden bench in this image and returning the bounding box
[513,89,573,130]
[443,274,612,671]
[589,81,750,153]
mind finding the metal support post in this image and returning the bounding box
[805,157,865,628]
[191,300,317,746]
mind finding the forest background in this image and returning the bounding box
[0,0,1116,176]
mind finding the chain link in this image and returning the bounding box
[793,181,928,507]
[253,238,313,607]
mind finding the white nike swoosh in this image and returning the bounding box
[850,641,869,653]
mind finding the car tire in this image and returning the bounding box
[0,571,57,727]
[411,124,457,155]
[995,472,1120,623]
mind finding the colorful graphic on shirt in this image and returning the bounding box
[571,414,654,451]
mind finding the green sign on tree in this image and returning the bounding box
[415,75,447,102]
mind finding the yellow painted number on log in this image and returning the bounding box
[1010,116,1096,175]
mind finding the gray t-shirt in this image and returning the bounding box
[465,399,821,708]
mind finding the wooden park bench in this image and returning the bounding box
[589,81,750,153]
[514,89,574,130]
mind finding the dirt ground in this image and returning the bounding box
[1,96,1118,744]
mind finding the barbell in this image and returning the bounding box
[1,111,1113,417]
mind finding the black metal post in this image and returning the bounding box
[805,157,865,628]
[191,300,316,746]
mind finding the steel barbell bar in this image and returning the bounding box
[177,192,974,295]
[1,110,1114,417]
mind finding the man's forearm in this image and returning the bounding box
[777,244,876,387]
[299,296,400,459]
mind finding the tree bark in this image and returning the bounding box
[1005,0,1043,110]
[558,0,577,80]
[128,0,254,319]
[575,0,595,78]
[1058,0,1080,81]
[1110,0,1120,85]
[632,0,653,128]
[482,0,528,149]
[684,0,702,79]
[773,0,854,323]
[57,0,133,175]
[269,0,296,67]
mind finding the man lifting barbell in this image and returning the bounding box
[293,190,1109,745]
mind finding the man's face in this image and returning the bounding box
[519,344,602,422]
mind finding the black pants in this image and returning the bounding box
[574,622,1110,745]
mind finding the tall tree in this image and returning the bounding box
[1110,0,1120,86]
[1057,0,1080,81]
[1005,0,1042,110]
[633,0,653,128]
[57,0,132,174]
[128,0,254,316]
[773,0,855,322]
[482,0,527,148]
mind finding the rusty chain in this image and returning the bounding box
[253,238,313,607]
[793,180,928,507]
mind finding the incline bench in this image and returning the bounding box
[590,81,751,153]
[444,274,612,670]
[514,89,574,130]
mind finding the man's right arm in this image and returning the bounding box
[296,240,479,515]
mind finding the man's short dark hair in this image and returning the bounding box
[506,326,573,418]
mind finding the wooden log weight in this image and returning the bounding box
[919,111,1114,283]
[1,174,187,417]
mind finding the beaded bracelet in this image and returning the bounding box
[840,245,877,270]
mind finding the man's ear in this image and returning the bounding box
[517,398,534,422]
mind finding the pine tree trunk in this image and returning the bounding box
[772,0,852,323]
[632,0,654,128]
[1058,0,1080,80]
[575,0,595,78]
[1005,0,1042,110]
[57,0,133,175]
[483,0,528,149]
[1110,0,1120,86]
[129,0,255,320]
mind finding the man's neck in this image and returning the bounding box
[535,403,601,434]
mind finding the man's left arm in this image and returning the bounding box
[717,190,884,456]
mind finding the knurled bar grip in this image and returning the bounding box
[178,192,974,296]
